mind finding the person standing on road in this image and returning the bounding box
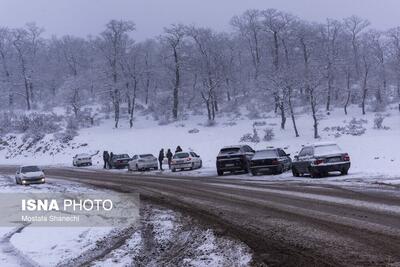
[166,149,173,169]
[158,149,165,171]
[175,146,182,153]
[103,151,110,169]
[109,152,114,169]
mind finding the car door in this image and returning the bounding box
[296,147,310,173]
[190,152,199,167]
[278,149,290,169]
[298,147,314,173]
[131,155,138,169]
[244,146,255,161]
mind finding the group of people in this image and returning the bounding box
[158,145,182,170]
[102,151,114,169]
[102,146,184,171]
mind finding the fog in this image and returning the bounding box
[0,0,399,39]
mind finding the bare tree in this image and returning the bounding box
[98,20,135,128]
[161,24,185,120]
[231,9,262,80]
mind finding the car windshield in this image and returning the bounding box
[140,154,154,158]
[114,154,129,159]
[21,166,41,173]
[220,148,240,154]
[314,144,341,155]
[255,150,277,158]
[173,153,190,159]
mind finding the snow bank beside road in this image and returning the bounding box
[1,105,399,178]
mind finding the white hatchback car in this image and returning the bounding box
[129,154,158,171]
[72,153,92,167]
[171,151,202,172]
[15,165,46,185]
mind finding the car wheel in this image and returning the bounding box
[292,167,300,177]
[172,168,176,172]
[251,170,258,176]
[155,167,158,170]
[199,161,202,168]
[310,171,320,178]
[244,161,250,173]
[274,165,284,175]
[341,169,348,175]
[217,169,223,176]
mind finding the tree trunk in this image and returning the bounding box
[344,71,351,115]
[361,64,369,115]
[172,47,180,120]
[288,86,299,137]
[310,90,319,139]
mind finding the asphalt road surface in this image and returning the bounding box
[1,166,399,267]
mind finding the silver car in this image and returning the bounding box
[171,152,202,172]
[72,153,93,167]
[129,154,158,171]
[15,165,46,185]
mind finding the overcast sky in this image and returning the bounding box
[0,0,399,40]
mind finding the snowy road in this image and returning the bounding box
[4,166,396,267]
[0,169,251,267]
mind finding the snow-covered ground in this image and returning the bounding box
[1,104,399,181]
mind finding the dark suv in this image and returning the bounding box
[292,142,351,178]
[216,145,255,176]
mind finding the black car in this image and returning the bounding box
[250,148,291,175]
[216,145,255,176]
[109,154,131,169]
[292,142,351,178]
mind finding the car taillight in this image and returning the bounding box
[271,159,279,165]
[187,157,192,161]
[314,159,325,165]
[343,154,350,161]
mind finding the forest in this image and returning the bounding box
[0,9,399,139]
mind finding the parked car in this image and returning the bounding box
[171,151,202,172]
[15,165,46,185]
[129,154,158,171]
[109,154,131,169]
[291,142,351,178]
[216,145,255,176]
[72,153,92,167]
[250,148,291,175]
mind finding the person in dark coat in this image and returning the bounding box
[158,149,164,171]
[175,146,182,153]
[109,152,114,169]
[103,151,110,169]
[166,149,173,169]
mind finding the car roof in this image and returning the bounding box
[312,142,337,147]
[256,148,278,152]
[175,151,192,154]
[221,145,244,149]
[76,153,90,156]
[20,165,41,169]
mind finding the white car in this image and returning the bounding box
[129,154,158,171]
[15,165,46,185]
[73,153,92,167]
[171,151,202,172]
